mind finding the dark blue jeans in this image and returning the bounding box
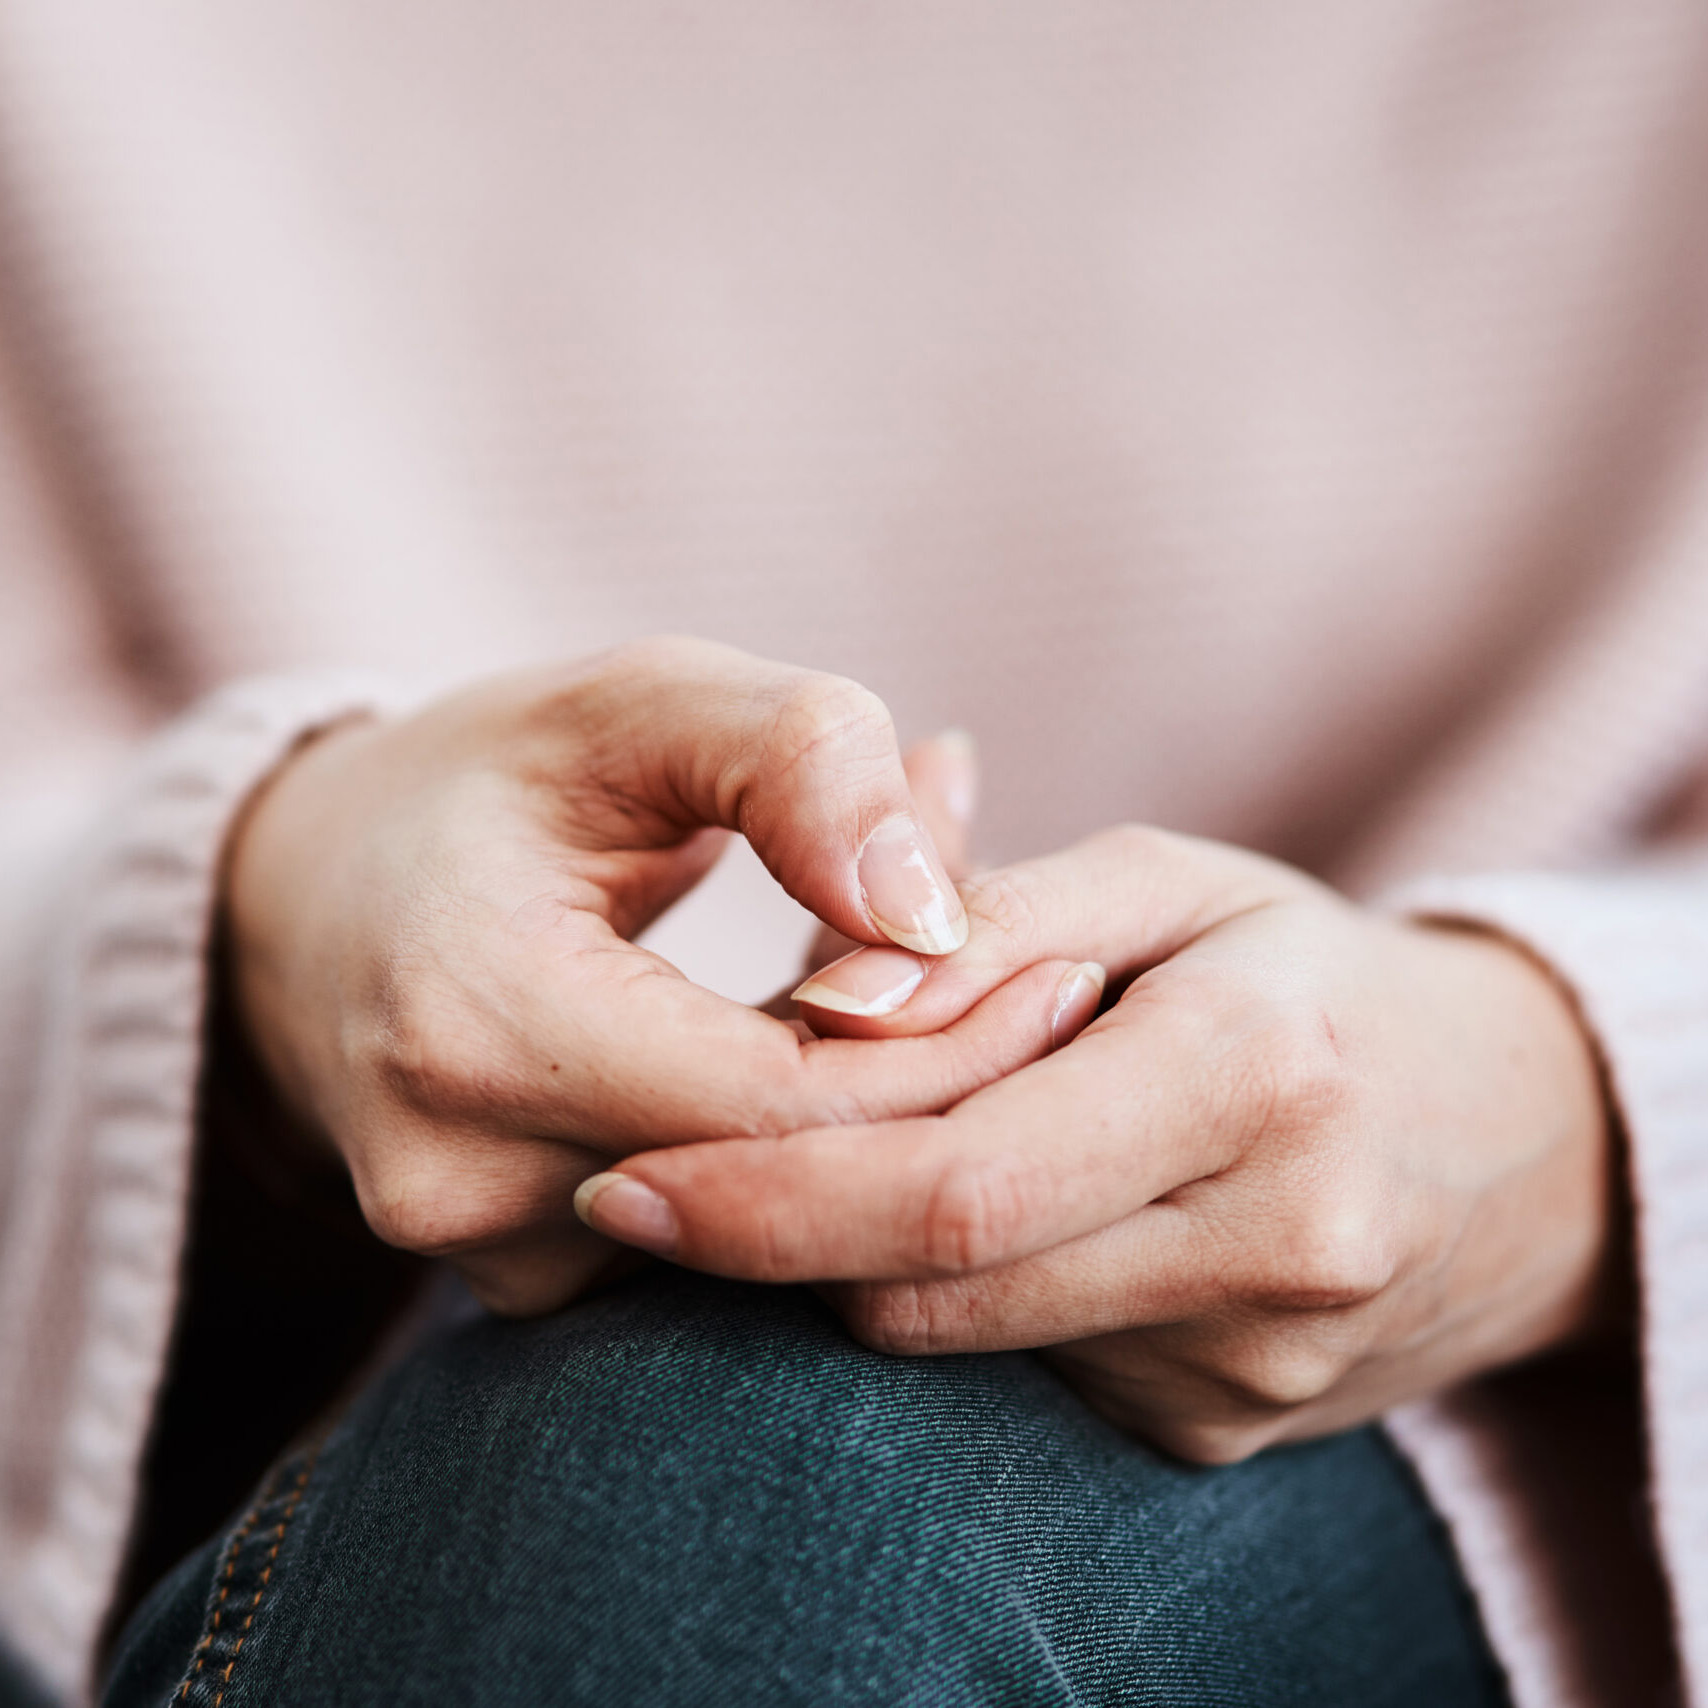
[104,1269,1509,1707]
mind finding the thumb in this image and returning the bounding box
[790,728,980,998]
[541,637,969,954]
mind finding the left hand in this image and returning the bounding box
[575,825,1619,1462]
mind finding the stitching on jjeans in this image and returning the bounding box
[175,1467,284,1701]
[210,1450,318,1708]
[172,1446,319,1706]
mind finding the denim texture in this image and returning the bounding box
[105,1269,1510,1707]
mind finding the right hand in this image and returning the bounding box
[224,638,1080,1314]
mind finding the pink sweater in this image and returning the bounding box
[1,3,1706,1701]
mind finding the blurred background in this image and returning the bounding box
[3,1,1706,1000]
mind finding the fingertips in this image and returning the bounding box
[579,1124,952,1282]
[795,945,1106,1056]
[794,855,1085,1037]
[572,1173,680,1259]
[791,946,928,1023]
[575,1133,817,1279]
[856,816,968,954]
[1051,961,1107,1048]
[790,938,988,1037]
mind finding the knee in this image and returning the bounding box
[107,1272,1508,1708]
[420,1268,1064,1520]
